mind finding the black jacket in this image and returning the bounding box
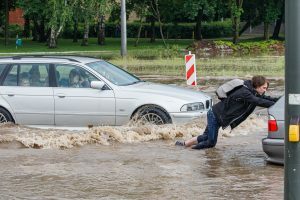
[212,80,278,129]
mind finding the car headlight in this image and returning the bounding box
[180,102,204,112]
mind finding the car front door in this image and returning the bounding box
[53,64,116,127]
[0,63,54,125]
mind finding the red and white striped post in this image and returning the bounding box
[185,51,197,86]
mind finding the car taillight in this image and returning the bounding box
[268,115,278,132]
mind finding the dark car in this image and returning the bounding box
[262,96,284,164]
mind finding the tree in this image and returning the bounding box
[230,0,243,44]
[150,0,167,47]
[73,0,110,46]
[72,0,97,46]
[95,0,113,45]
[130,0,149,46]
[17,0,47,42]
[46,0,72,48]
[261,0,280,40]
[183,0,217,41]
[271,0,284,39]
[0,0,16,45]
[239,0,260,36]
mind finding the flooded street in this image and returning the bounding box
[0,78,284,199]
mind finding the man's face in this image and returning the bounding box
[255,82,268,95]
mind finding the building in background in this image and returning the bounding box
[9,8,24,26]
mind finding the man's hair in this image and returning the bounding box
[252,75,269,88]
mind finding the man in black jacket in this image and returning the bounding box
[175,76,278,149]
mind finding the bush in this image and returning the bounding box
[0,24,24,38]
[60,20,232,40]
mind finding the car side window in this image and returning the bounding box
[0,64,6,76]
[3,65,17,86]
[55,64,98,88]
[3,64,50,87]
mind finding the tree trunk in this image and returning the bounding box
[272,14,283,39]
[73,17,78,43]
[32,18,38,41]
[135,18,143,47]
[38,18,46,42]
[158,20,166,47]
[49,27,57,48]
[231,0,243,44]
[150,17,155,43]
[272,18,282,40]
[4,0,8,46]
[97,15,105,45]
[23,17,30,38]
[152,0,166,47]
[232,16,240,44]
[264,22,269,40]
[81,21,89,46]
[195,8,203,40]
[239,20,251,36]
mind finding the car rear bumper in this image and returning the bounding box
[262,138,284,165]
[170,111,207,124]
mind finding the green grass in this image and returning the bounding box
[110,56,284,77]
[0,37,192,55]
[0,37,284,77]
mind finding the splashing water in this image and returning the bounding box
[0,113,267,149]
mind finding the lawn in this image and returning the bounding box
[0,37,284,78]
[0,37,192,54]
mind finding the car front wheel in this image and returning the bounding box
[136,106,171,125]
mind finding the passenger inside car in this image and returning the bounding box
[69,69,82,88]
[29,66,42,86]
[19,72,30,86]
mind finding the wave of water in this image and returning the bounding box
[0,114,267,149]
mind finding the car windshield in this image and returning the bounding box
[87,61,141,86]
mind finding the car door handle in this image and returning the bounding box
[7,93,15,97]
[57,93,66,98]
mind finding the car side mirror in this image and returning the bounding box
[91,81,105,90]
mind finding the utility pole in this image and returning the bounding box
[285,0,300,199]
[120,0,127,57]
[4,0,9,46]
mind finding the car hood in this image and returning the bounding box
[117,82,211,102]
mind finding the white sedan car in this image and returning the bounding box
[0,56,212,128]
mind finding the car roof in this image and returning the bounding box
[0,56,101,64]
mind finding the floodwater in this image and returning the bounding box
[0,78,284,200]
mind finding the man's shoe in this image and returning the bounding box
[175,141,185,146]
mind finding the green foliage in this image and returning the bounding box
[183,0,217,20]
[0,24,23,37]
[263,0,281,23]
[60,20,232,39]
[230,0,243,18]
[161,44,181,58]
[46,0,72,31]
[214,39,283,53]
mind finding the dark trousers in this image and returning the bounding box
[193,109,220,149]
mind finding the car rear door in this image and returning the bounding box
[53,64,116,127]
[0,63,54,125]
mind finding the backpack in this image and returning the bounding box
[216,79,245,100]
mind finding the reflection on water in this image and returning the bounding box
[0,79,284,199]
